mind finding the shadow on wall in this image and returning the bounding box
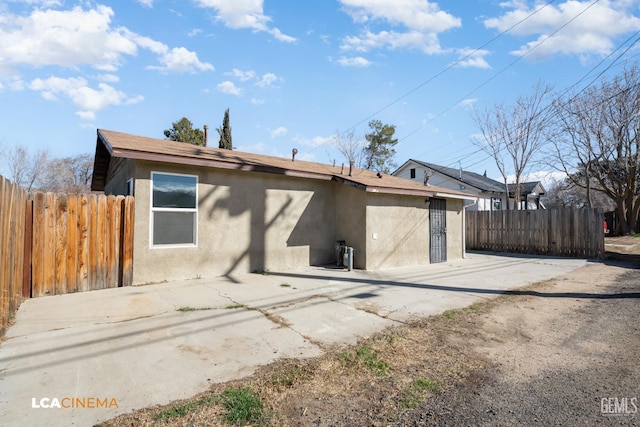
[197,171,338,278]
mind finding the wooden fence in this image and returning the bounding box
[27,191,135,297]
[0,176,28,337]
[0,175,134,336]
[466,208,604,258]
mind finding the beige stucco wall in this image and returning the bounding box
[130,161,337,284]
[101,159,466,284]
[364,193,431,270]
[445,198,464,260]
[333,184,368,269]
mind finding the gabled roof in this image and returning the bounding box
[397,159,506,193]
[507,181,546,196]
[91,129,475,200]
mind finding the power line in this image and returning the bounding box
[405,0,604,159]
[307,0,560,155]
[338,0,559,135]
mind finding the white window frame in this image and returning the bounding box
[491,197,502,211]
[150,172,198,249]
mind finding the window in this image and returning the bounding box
[410,168,416,179]
[491,197,502,211]
[150,172,197,247]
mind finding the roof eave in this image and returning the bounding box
[112,147,335,182]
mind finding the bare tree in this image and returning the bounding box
[3,147,93,193]
[40,154,93,193]
[333,129,366,168]
[472,83,553,209]
[7,146,50,191]
[543,176,615,210]
[550,65,640,234]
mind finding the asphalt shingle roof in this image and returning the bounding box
[92,130,475,200]
[409,160,506,193]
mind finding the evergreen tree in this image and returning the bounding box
[163,117,205,146]
[363,120,398,173]
[217,108,233,150]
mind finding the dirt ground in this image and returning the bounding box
[100,237,640,426]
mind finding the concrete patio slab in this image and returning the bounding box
[0,252,591,426]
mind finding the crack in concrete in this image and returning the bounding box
[215,290,327,349]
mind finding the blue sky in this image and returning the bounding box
[2,0,640,184]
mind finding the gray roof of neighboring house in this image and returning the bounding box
[91,130,476,200]
[404,159,506,193]
[397,159,545,196]
[507,181,546,196]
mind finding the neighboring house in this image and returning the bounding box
[507,182,546,210]
[393,159,545,211]
[91,130,476,285]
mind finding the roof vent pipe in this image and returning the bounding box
[341,163,344,175]
[292,148,298,161]
[349,160,354,176]
[203,125,209,147]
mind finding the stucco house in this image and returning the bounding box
[393,159,545,211]
[91,130,476,285]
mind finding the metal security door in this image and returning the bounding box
[429,198,447,263]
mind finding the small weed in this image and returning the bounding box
[177,306,212,312]
[253,268,270,276]
[442,310,456,319]
[411,377,443,393]
[399,377,443,409]
[340,345,389,376]
[219,386,265,425]
[225,304,245,309]
[280,283,291,287]
[464,304,479,314]
[154,395,216,421]
[270,364,311,388]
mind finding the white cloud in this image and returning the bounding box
[216,80,243,96]
[194,0,296,42]
[339,0,461,54]
[484,0,640,60]
[6,0,61,6]
[256,73,278,88]
[97,73,119,82]
[250,98,265,105]
[188,28,202,37]
[226,68,256,81]
[137,0,154,7]
[458,98,478,108]
[0,5,213,75]
[455,48,491,69]
[335,56,372,67]
[293,135,333,148]
[270,127,287,138]
[28,76,142,119]
[0,6,136,72]
[341,30,442,54]
[340,0,461,32]
[150,47,215,73]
